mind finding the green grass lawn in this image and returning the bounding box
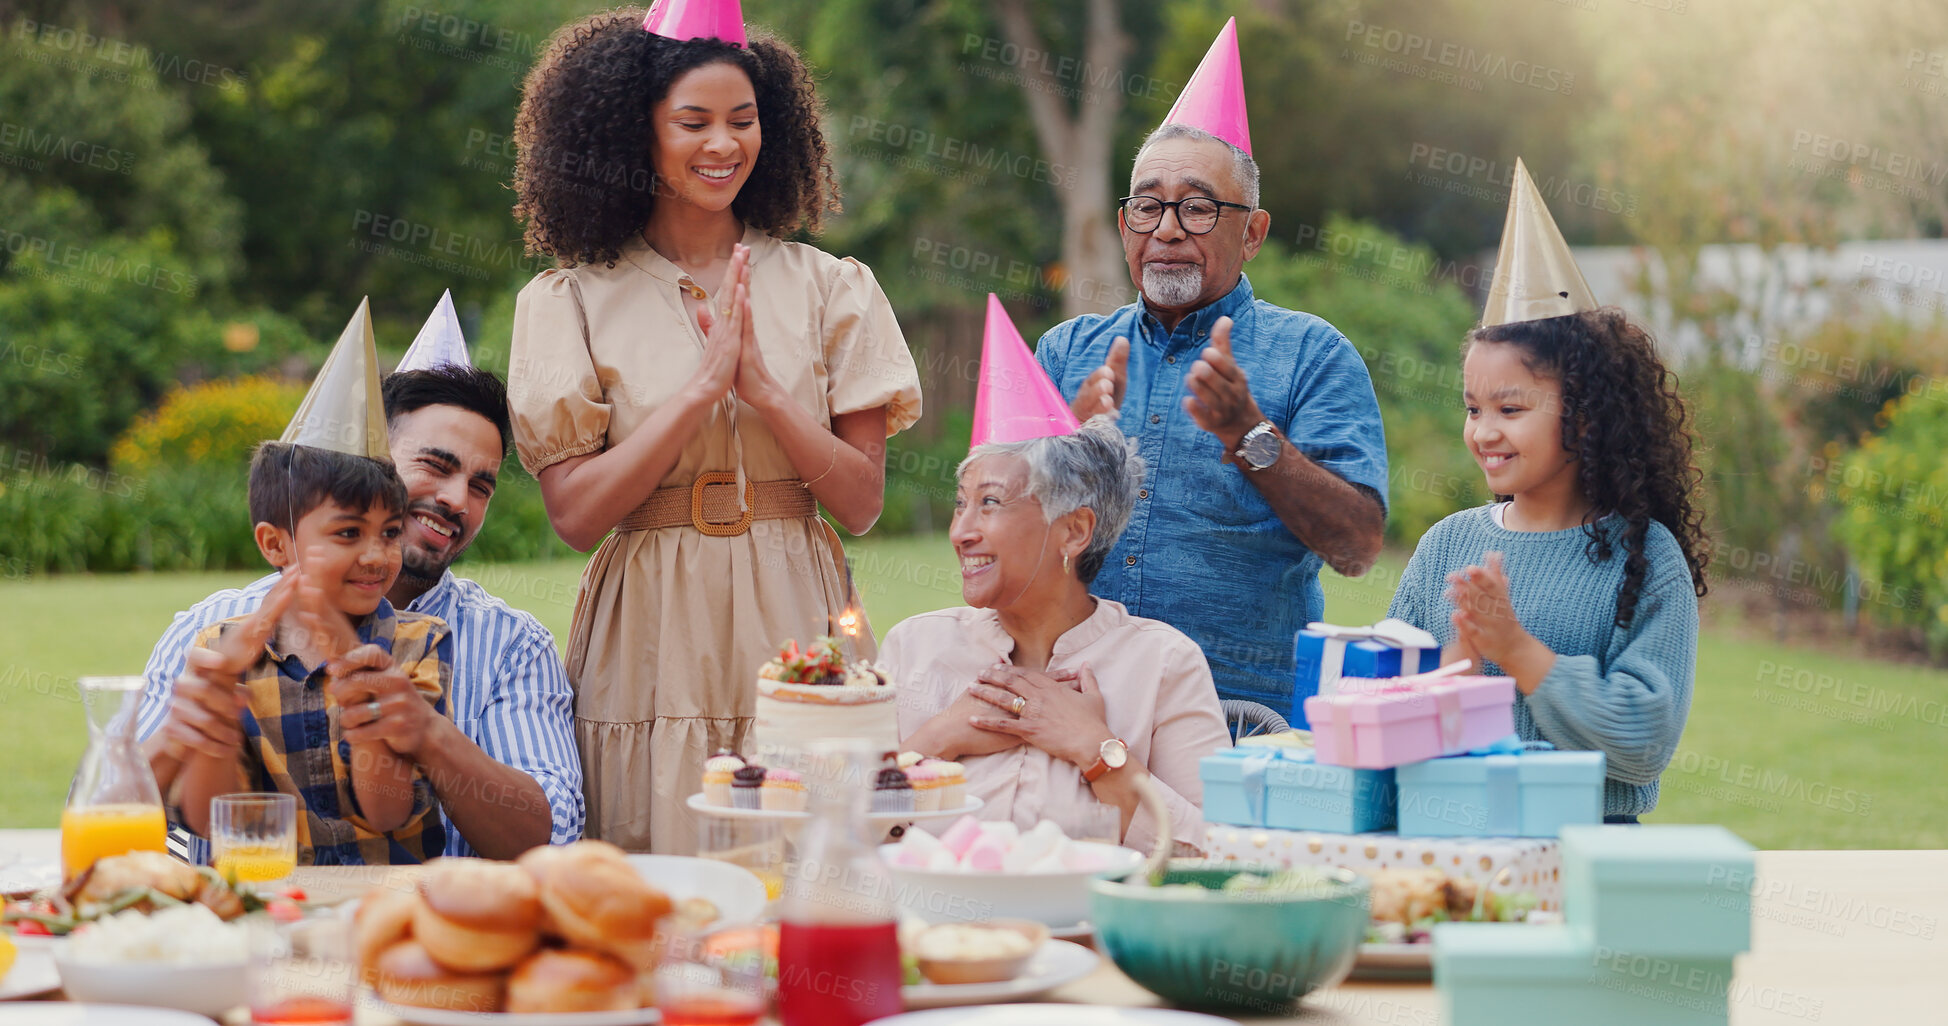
[4,535,1943,849]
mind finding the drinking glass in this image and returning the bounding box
[656,924,768,1026]
[697,816,787,903]
[213,792,299,885]
[249,915,355,1025]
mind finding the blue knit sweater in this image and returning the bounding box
[1386,505,1698,816]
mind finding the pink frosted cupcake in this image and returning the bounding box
[761,768,807,812]
[906,764,943,813]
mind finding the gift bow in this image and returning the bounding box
[1306,619,1440,700]
[1233,745,1306,825]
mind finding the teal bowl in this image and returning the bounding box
[1088,864,1370,1015]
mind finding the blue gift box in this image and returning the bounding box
[1199,746,1396,833]
[1562,824,1755,960]
[1290,620,1441,728]
[1434,923,1735,1026]
[1395,743,1605,838]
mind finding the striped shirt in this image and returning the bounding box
[140,570,585,854]
[176,601,450,866]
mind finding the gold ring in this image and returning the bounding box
[1010,695,1026,716]
[720,304,732,317]
[365,700,382,722]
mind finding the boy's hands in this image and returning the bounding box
[155,570,300,761]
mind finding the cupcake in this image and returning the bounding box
[873,767,913,814]
[928,760,967,810]
[906,764,942,813]
[761,768,807,812]
[732,765,767,810]
[895,750,925,770]
[703,750,745,807]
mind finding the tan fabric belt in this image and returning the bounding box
[615,472,817,536]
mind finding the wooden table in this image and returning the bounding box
[5,830,1943,1023]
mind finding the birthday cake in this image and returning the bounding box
[750,636,901,771]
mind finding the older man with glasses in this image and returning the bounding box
[1035,22,1387,713]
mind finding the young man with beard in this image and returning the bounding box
[139,366,583,858]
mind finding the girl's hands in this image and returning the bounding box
[1447,551,1556,694]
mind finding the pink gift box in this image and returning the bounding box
[1303,672,1516,768]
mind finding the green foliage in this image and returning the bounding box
[1832,392,1948,652]
[109,376,305,474]
[1245,218,1489,543]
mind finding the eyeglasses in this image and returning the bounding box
[1118,195,1254,235]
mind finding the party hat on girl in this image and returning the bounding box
[1480,158,1599,327]
[971,294,1080,447]
[1161,17,1251,155]
[280,298,389,461]
[397,289,472,373]
[642,0,746,47]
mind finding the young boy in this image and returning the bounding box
[146,442,452,865]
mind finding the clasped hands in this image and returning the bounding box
[1446,551,1555,694]
[156,554,441,767]
[1069,315,1268,454]
[926,663,1114,768]
[688,242,783,410]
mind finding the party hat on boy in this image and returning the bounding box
[1480,158,1599,327]
[280,297,389,461]
[1160,17,1251,156]
[971,294,1080,447]
[397,289,472,373]
[642,0,746,47]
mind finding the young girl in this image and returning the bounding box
[1386,307,1710,822]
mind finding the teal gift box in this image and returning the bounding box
[1199,746,1396,833]
[1561,825,1754,959]
[1434,922,1736,1026]
[1395,745,1605,838]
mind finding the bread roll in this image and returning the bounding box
[353,886,420,987]
[526,843,672,969]
[414,857,544,972]
[373,939,505,1013]
[506,948,644,1013]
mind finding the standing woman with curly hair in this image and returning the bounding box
[507,4,921,853]
[1385,162,1709,823]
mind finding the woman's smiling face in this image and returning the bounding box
[650,60,760,212]
[950,454,1059,610]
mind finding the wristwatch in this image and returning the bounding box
[1083,737,1129,782]
[1234,420,1281,471]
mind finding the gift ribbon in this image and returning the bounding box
[1305,620,1440,695]
[1432,683,1464,751]
[1484,754,1520,835]
[1239,749,1279,825]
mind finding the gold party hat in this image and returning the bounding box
[1480,158,1599,327]
[279,297,389,461]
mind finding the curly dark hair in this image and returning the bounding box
[512,9,840,267]
[1467,308,1711,629]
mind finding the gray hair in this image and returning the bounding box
[958,415,1145,586]
[1131,122,1260,210]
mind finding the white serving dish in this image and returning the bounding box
[878,841,1143,930]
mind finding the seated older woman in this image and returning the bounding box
[880,416,1231,854]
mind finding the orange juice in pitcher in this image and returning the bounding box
[62,677,167,880]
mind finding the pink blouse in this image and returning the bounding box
[881,599,1232,853]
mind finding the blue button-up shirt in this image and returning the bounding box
[1036,274,1388,706]
[140,570,585,854]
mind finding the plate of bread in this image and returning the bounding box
[356,839,763,1022]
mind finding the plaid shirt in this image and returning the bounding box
[170,599,452,866]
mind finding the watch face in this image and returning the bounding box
[1241,430,1280,469]
[1102,738,1129,768]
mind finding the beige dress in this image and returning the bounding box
[510,225,922,854]
[881,599,1233,854]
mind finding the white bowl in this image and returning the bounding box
[53,953,248,1017]
[878,841,1143,929]
[624,853,769,926]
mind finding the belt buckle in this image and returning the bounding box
[691,472,756,536]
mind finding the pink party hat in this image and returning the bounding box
[1161,17,1251,156]
[642,0,746,46]
[971,294,1080,447]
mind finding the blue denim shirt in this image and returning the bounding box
[1036,274,1388,706]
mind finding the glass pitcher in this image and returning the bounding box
[61,676,167,879]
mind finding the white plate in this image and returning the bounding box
[685,793,984,825]
[0,860,61,897]
[0,1006,219,1025]
[902,938,1099,1010]
[369,995,661,1026]
[623,854,768,927]
[871,1006,1240,1025]
[0,946,61,999]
